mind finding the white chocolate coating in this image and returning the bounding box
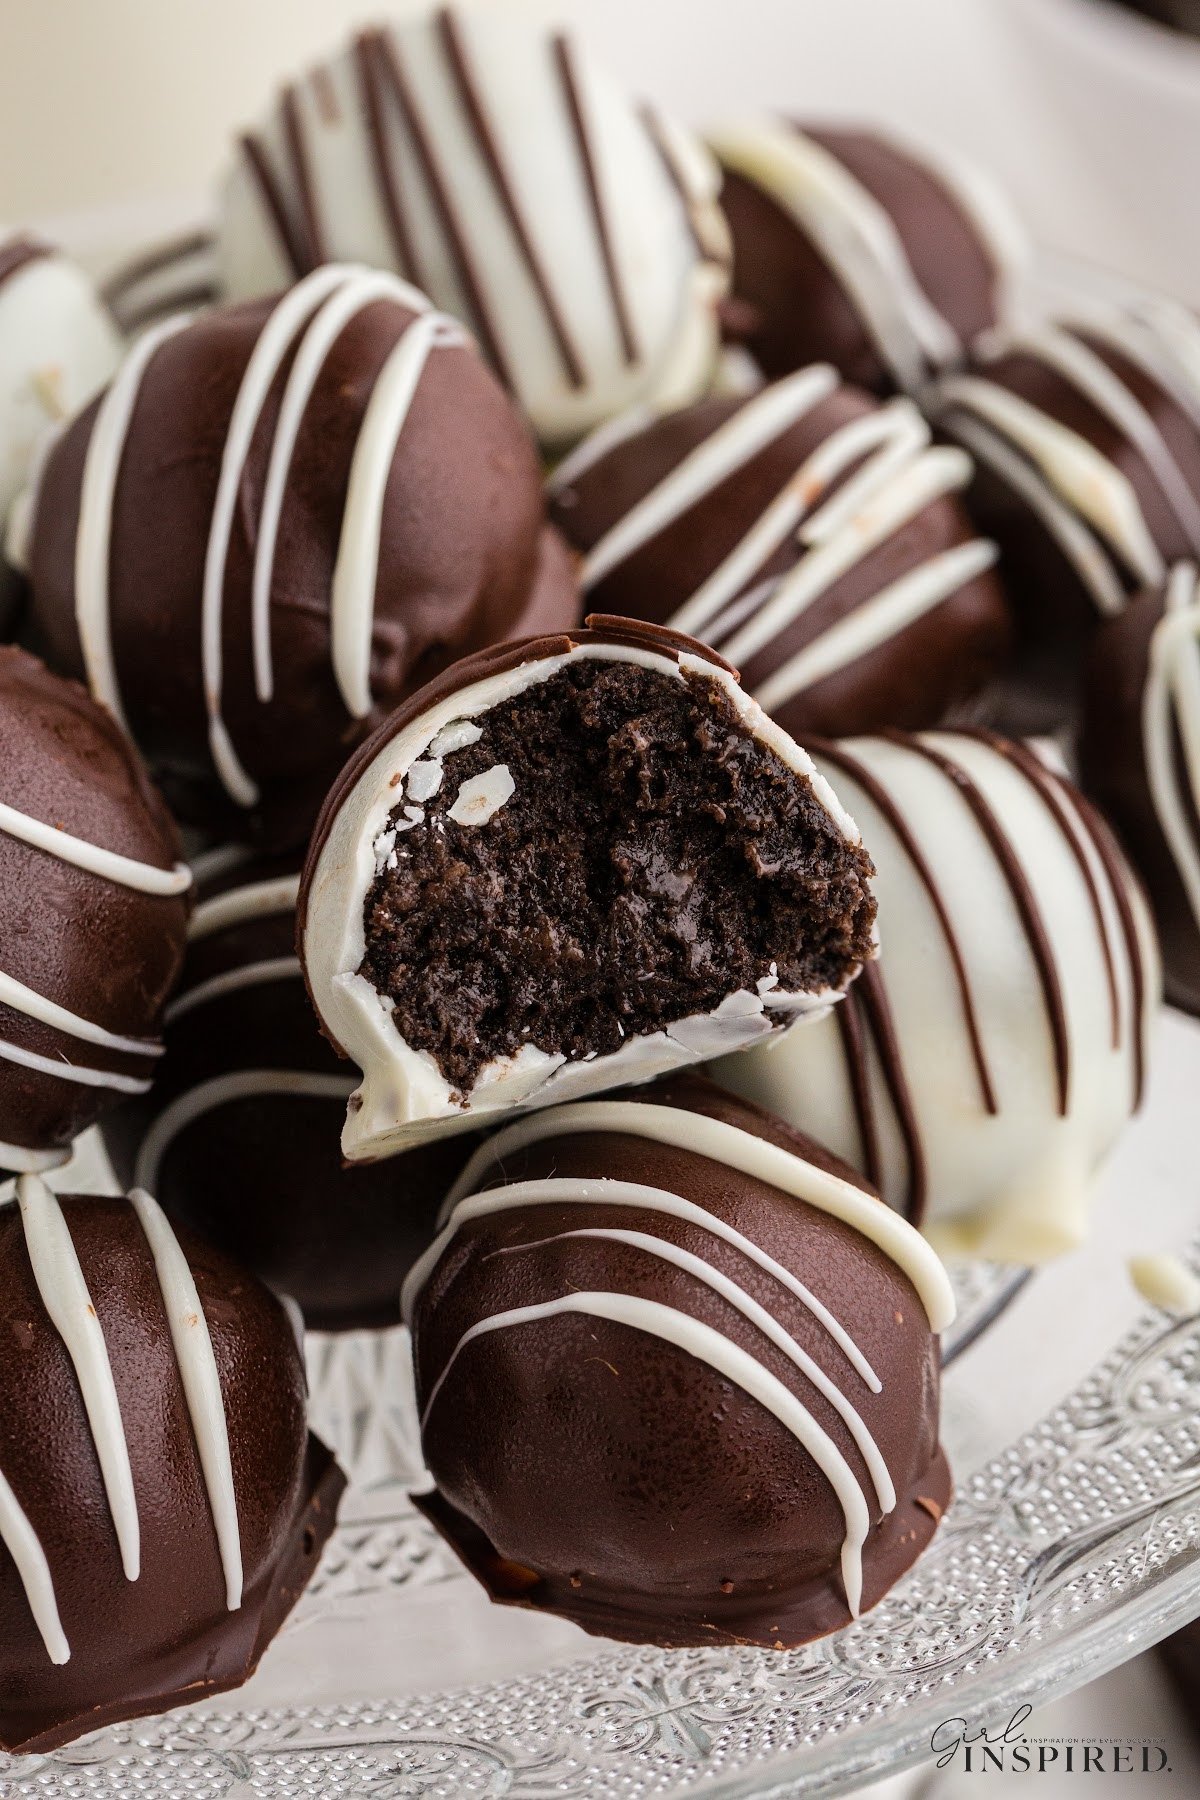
[715,731,1160,1264]
[1141,564,1200,940]
[216,10,730,450]
[708,121,1028,393]
[1128,1251,1200,1318]
[304,638,869,1160]
[0,1177,246,1664]
[0,235,120,558]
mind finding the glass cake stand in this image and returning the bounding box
[3,1009,1198,1799]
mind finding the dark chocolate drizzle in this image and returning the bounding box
[963,730,1121,1050]
[0,235,52,291]
[99,231,212,306]
[1072,790,1151,1110]
[639,103,710,264]
[854,961,928,1224]
[311,63,341,127]
[354,31,422,283]
[238,132,309,279]
[437,9,585,389]
[832,988,882,1191]
[552,33,640,368]
[281,82,327,272]
[813,737,997,1115]
[884,731,1071,1116]
[371,25,515,388]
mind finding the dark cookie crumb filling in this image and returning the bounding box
[360,660,875,1095]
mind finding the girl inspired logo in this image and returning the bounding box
[931,1707,1173,1774]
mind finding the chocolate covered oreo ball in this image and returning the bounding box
[0,233,121,632]
[0,1176,344,1753]
[1080,564,1200,1015]
[21,265,576,846]
[932,315,1200,724]
[710,121,1028,395]
[100,228,221,338]
[300,617,877,1159]
[548,367,1011,739]
[102,849,472,1330]
[217,9,731,450]
[715,730,1160,1263]
[0,648,190,1175]
[405,1076,955,1648]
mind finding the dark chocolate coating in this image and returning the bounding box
[548,383,1012,739]
[102,852,473,1330]
[719,125,1004,394]
[943,328,1200,729]
[26,286,577,847]
[1080,586,1200,1013]
[412,1075,950,1649]
[0,647,189,1167]
[0,1193,344,1753]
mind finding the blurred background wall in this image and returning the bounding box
[1,0,1199,300]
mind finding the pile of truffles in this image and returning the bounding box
[1,0,1197,1749]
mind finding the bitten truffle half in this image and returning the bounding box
[716,730,1160,1264]
[548,365,1011,740]
[0,648,191,1175]
[0,1178,344,1754]
[217,7,731,450]
[300,618,878,1158]
[19,263,577,847]
[405,1076,955,1648]
[102,847,473,1331]
[1081,563,1200,1015]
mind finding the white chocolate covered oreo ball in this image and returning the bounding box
[715,729,1160,1264]
[0,234,120,622]
[216,8,731,451]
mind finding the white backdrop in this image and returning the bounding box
[2,0,1200,301]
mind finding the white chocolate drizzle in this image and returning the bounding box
[136,1070,357,1193]
[0,1460,69,1665]
[412,1100,953,1617]
[1142,563,1200,934]
[431,1100,955,1331]
[129,1188,243,1610]
[932,317,1200,618]
[489,1224,895,1510]
[188,874,301,942]
[707,121,1026,393]
[0,798,191,896]
[423,1291,873,1616]
[0,775,185,1102]
[164,955,301,1025]
[0,1177,248,1662]
[73,314,193,733]
[16,1175,141,1583]
[561,380,992,714]
[67,264,464,809]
